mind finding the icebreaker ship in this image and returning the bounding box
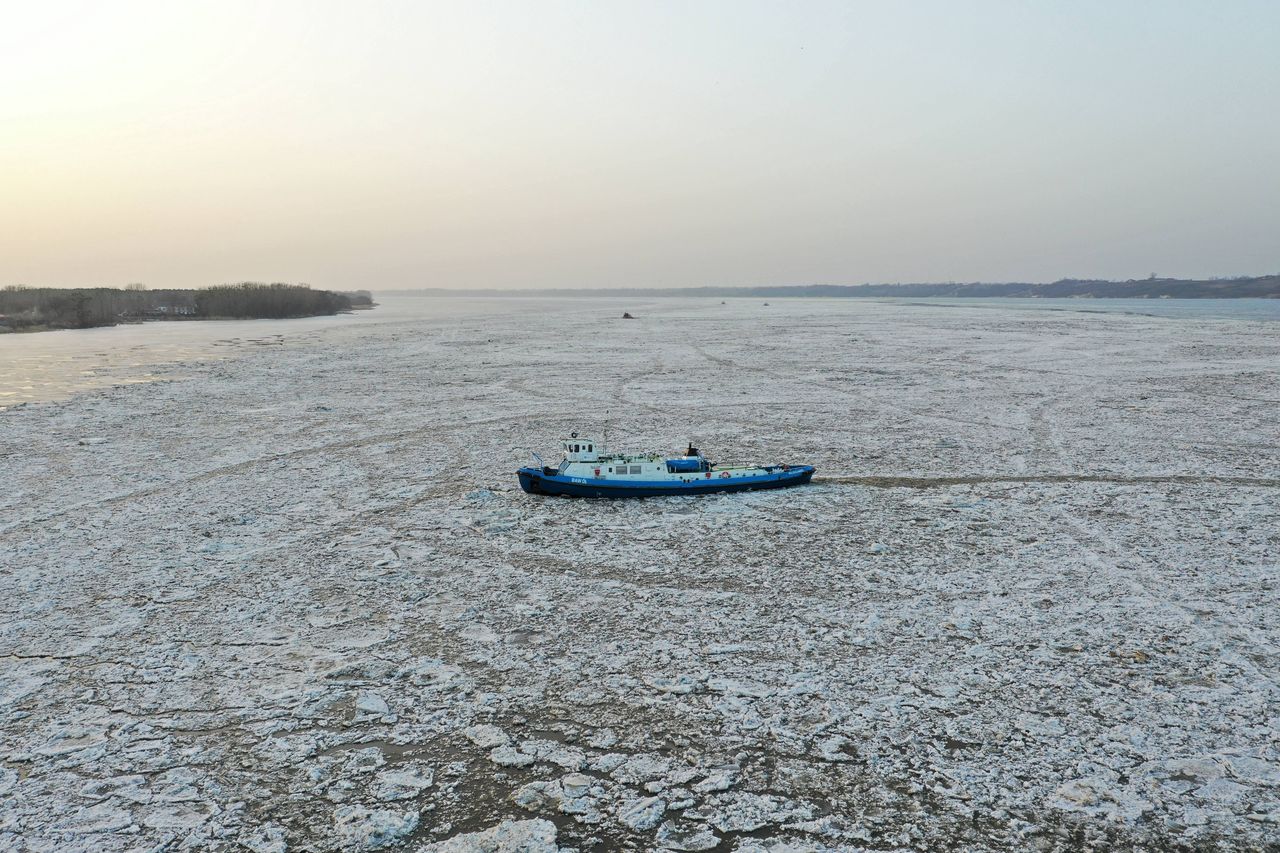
[517,434,815,498]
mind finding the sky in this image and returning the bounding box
[2,1,1278,290]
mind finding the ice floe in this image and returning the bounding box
[3,297,1278,851]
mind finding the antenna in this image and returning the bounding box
[603,410,610,452]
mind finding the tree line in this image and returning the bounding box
[392,274,1280,300]
[0,283,366,331]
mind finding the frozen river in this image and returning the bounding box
[2,297,1278,851]
[873,296,1280,322]
[3,296,1277,411]
[0,298,557,410]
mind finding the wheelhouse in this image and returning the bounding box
[561,436,599,462]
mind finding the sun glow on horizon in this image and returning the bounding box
[3,1,1278,289]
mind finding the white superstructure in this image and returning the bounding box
[553,434,773,482]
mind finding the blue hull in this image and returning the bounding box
[517,465,815,498]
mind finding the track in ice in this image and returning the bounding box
[815,473,1280,488]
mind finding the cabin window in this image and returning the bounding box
[573,444,580,452]
[587,444,592,451]
[629,465,641,474]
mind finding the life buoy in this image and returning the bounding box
[594,468,601,477]
[720,471,731,478]
[705,472,711,478]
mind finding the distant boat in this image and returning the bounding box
[518,434,815,498]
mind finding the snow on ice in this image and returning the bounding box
[1,297,1278,850]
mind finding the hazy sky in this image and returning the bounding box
[3,1,1278,289]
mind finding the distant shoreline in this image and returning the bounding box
[381,275,1280,300]
[1,307,376,335]
[0,284,375,334]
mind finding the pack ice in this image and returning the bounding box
[1,297,1277,851]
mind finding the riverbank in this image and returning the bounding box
[383,273,1280,300]
[0,283,372,333]
[0,306,376,335]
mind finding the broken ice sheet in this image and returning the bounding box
[4,298,1279,851]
